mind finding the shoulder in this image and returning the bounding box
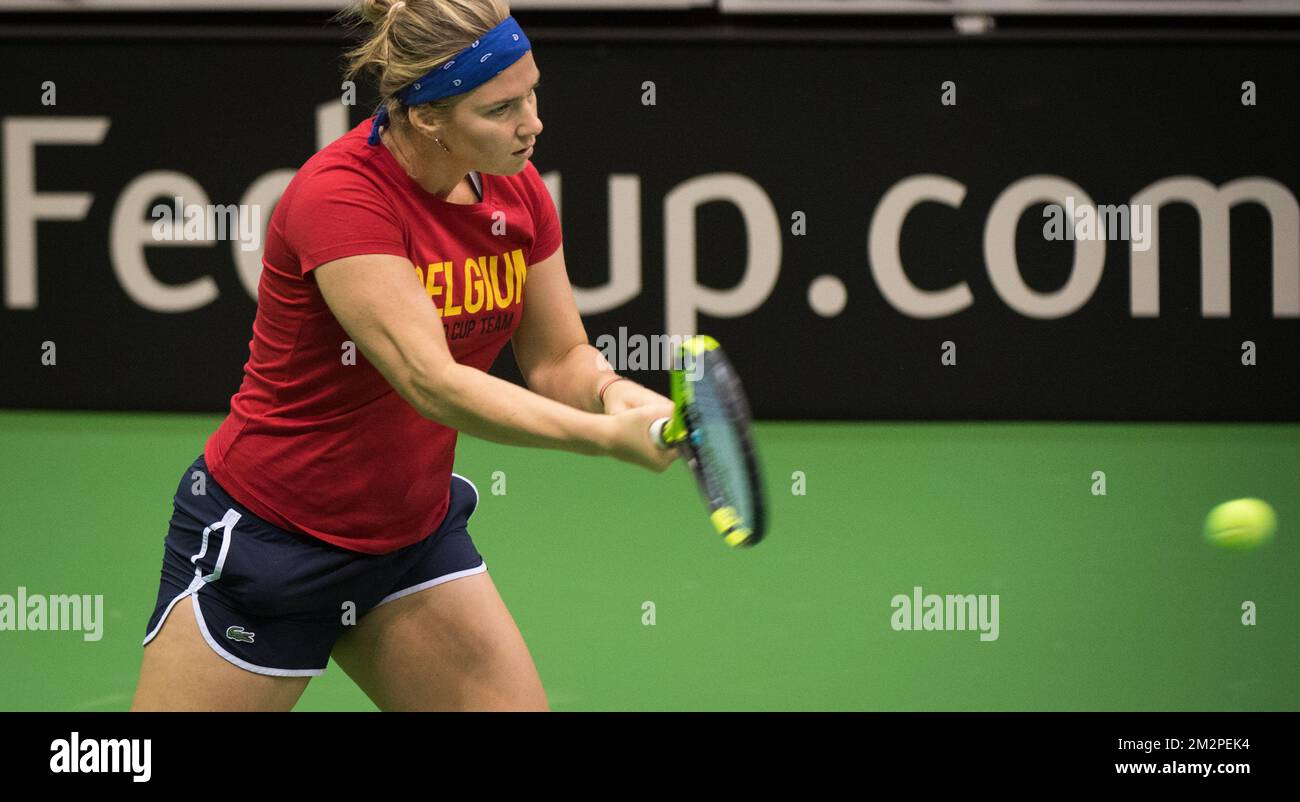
[293,136,390,199]
[281,132,398,222]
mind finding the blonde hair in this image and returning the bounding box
[336,0,512,132]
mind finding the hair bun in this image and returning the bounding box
[358,0,402,26]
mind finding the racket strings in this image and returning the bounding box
[690,370,755,528]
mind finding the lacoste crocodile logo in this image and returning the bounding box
[225,626,255,643]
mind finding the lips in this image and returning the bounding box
[513,142,535,155]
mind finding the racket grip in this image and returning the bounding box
[649,417,671,450]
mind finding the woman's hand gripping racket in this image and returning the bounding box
[649,336,767,548]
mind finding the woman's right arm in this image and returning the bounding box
[313,253,676,472]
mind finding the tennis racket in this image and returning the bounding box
[649,335,767,548]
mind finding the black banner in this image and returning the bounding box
[1,32,1297,419]
[0,711,1287,786]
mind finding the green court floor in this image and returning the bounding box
[0,411,1296,711]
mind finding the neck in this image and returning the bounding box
[383,125,465,200]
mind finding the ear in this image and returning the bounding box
[405,105,443,141]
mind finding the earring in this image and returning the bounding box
[434,137,451,153]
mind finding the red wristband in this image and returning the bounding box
[598,376,629,405]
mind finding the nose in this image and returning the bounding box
[522,107,542,139]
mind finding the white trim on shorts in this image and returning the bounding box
[374,561,489,609]
[371,474,486,609]
[141,508,326,678]
[141,586,326,678]
[141,576,204,647]
[451,472,480,519]
[190,593,325,677]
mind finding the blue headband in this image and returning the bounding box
[367,15,532,146]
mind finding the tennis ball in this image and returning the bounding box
[1204,498,1277,550]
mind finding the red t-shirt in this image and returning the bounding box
[204,119,562,554]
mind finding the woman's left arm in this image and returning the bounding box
[512,245,672,415]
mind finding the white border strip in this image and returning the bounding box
[190,594,325,677]
[141,577,203,646]
[141,587,325,677]
[375,562,489,609]
[451,472,481,520]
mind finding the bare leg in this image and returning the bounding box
[330,571,547,711]
[130,595,311,712]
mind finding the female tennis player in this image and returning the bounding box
[130,0,677,712]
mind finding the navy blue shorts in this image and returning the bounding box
[143,454,486,677]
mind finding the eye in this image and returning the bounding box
[492,85,538,117]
